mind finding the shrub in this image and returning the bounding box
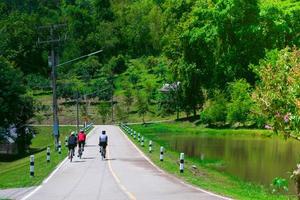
[201,91,227,125]
[226,79,253,125]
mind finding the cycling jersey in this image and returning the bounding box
[99,135,108,147]
[78,132,86,142]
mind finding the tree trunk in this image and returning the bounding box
[193,107,197,118]
[293,165,300,200]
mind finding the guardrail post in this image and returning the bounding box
[138,133,140,142]
[149,140,152,153]
[58,141,61,154]
[141,136,144,146]
[160,146,164,161]
[30,155,34,177]
[134,131,136,139]
[180,153,184,173]
[47,147,50,162]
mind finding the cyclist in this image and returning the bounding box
[99,130,108,159]
[68,131,77,158]
[77,130,86,156]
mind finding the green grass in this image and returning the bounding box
[123,122,293,200]
[0,126,80,188]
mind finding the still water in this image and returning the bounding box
[166,134,300,192]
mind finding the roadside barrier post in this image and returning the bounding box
[180,153,184,173]
[47,147,50,162]
[149,140,152,153]
[58,141,61,154]
[160,146,164,161]
[141,136,144,147]
[30,155,34,177]
[138,133,140,142]
[134,131,136,139]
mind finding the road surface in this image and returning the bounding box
[23,125,229,200]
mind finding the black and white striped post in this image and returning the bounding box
[141,136,144,147]
[149,140,152,153]
[30,155,34,177]
[180,153,184,173]
[160,146,164,161]
[138,133,140,142]
[133,131,136,139]
[46,147,50,162]
[58,141,61,154]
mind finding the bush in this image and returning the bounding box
[226,79,253,125]
[200,91,227,125]
[25,74,50,90]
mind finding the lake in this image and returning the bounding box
[166,133,300,193]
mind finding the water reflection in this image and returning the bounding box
[167,134,300,193]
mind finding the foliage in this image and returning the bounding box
[0,0,300,128]
[136,92,150,123]
[178,61,204,117]
[0,57,34,153]
[25,74,51,91]
[270,177,288,194]
[227,79,254,124]
[97,101,111,124]
[123,85,134,114]
[252,47,300,138]
[201,91,228,125]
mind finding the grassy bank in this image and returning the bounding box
[0,126,83,188]
[123,122,291,200]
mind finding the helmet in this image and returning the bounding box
[70,131,75,135]
[80,129,84,133]
[102,130,106,134]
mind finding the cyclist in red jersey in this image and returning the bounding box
[77,130,86,156]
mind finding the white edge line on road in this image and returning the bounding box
[117,126,232,200]
[107,147,136,200]
[20,127,96,200]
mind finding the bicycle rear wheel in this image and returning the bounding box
[79,147,82,159]
[70,149,73,162]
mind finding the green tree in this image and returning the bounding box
[0,57,34,153]
[136,92,150,124]
[252,47,300,138]
[97,101,111,124]
[201,91,227,125]
[124,86,134,114]
[227,79,253,125]
[178,62,204,118]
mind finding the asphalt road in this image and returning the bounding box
[23,125,229,200]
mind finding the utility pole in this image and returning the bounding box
[76,90,80,133]
[110,74,114,123]
[38,24,66,150]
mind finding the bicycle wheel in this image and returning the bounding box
[103,148,106,159]
[100,146,104,160]
[79,147,82,159]
[70,149,73,162]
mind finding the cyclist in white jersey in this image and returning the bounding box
[99,130,108,158]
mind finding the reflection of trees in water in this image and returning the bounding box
[169,135,300,193]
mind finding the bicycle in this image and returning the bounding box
[69,148,75,162]
[78,146,83,159]
[99,146,106,160]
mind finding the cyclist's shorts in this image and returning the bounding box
[99,142,107,148]
[78,141,85,148]
[68,144,76,150]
